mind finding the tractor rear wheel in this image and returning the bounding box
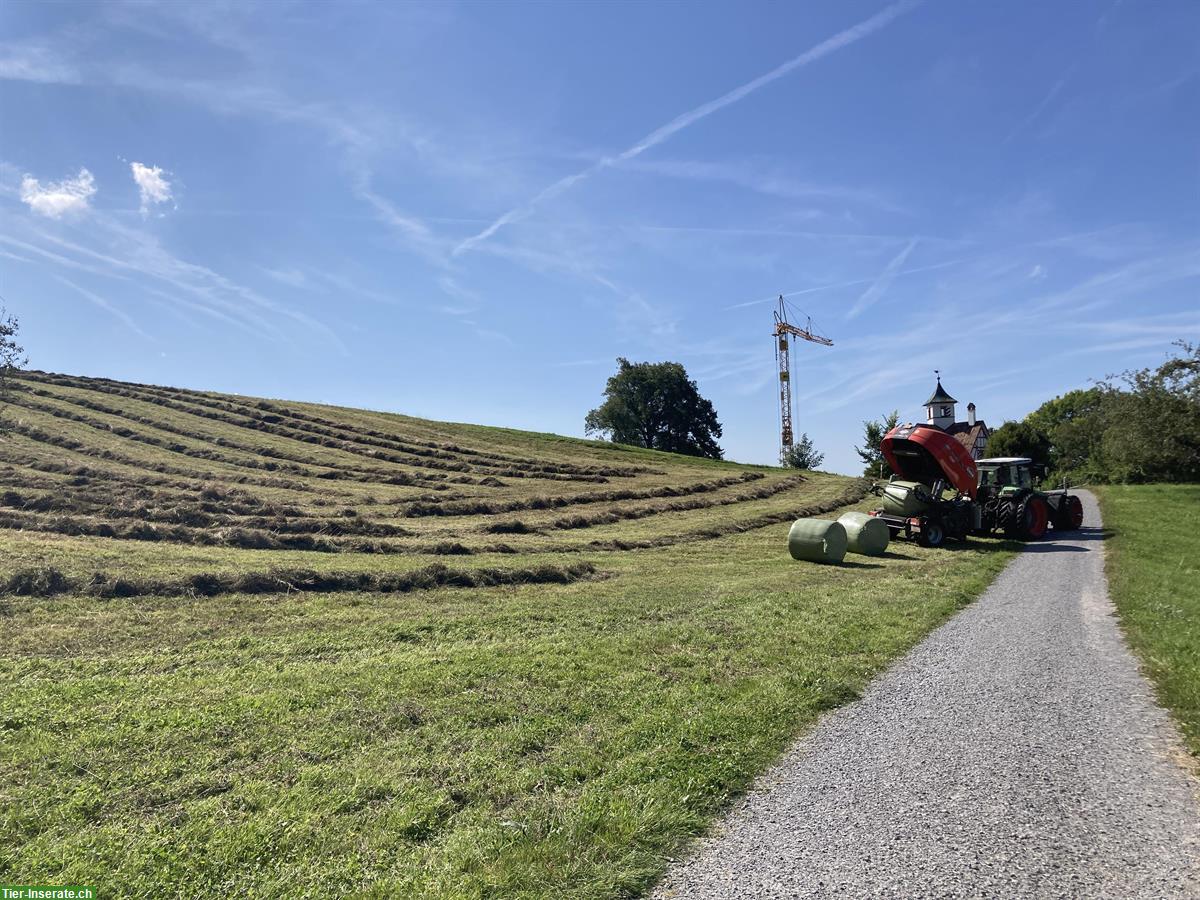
[1055,494,1084,531]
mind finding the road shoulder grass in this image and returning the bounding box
[1095,484,1200,756]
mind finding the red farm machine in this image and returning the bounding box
[867,422,1084,547]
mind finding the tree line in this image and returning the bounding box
[987,341,1199,485]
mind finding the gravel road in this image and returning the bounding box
[654,491,1200,898]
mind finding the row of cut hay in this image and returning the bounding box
[5,399,479,495]
[26,372,632,481]
[0,474,299,516]
[11,385,487,489]
[0,464,69,491]
[0,441,417,514]
[537,474,807,532]
[24,377,525,484]
[261,399,648,476]
[3,419,324,493]
[0,481,866,558]
[402,471,767,518]
[0,488,416,537]
[0,442,253,495]
[568,480,870,552]
[0,507,530,555]
[120,376,649,477]
[0,560,598,599]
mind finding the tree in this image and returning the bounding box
[780,433,824,469]
[1012,341,1200,485]
[986,420,1053,470]
[855,410,899,478]
[1023,387,1108,480]
[0,307,25,420]
[1096,341,1200,483]
[584,358,723,459]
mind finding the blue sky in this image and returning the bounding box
[1,0,1197,474]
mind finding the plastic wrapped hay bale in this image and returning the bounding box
[787,518,847,564]
[837,511,890,556]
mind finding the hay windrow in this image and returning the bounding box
[1,561,600,599]
[404,472,766,518]
[18,373,638,482]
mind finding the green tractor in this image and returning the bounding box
[974,457,1084,540]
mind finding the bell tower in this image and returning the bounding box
[925,371,957,430]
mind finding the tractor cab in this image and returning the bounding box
[976,457,1046,498]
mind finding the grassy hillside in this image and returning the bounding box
[1095,484,1200,757]
[0,371,1017,897]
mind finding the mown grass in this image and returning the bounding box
[0,372,1021,897]
[1094,484,1200,756]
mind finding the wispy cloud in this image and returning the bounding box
[52,274,152,339]
[726,257,963,310]
[621,158,905,213]
[261,267,309,289]
[454,0,921,255]
[20,168,97,219]
[130,162,173,215]
[0,43,79,84]
[847,237,918,318]
[1003,67,1076,145]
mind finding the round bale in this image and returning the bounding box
[837,511,890,556]
[787,518,848,564]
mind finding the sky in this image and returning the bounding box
[1,0,1197,474]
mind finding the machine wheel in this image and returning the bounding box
[1016,496,1049,540]
[919,520,945,548]
[1000,500,1021,538]
[1055,494,1084,531]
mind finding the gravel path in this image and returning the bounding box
[654,491,1200,898]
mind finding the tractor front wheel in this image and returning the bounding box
[1020,496,1049,540]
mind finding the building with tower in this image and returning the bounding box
[924,374,989,459]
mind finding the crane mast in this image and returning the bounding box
[772,295,833,459]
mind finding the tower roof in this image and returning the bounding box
[925,378,957,406]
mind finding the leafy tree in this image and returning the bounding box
[584,358,723,459]
[780,433,824,469]
[855,410,899,478]
[1095,341,1200,483]
[986,420,1053,470]
[1013,342,1199,485]
[1023,387,1108,480]
[0,307,25,421]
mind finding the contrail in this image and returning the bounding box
[725,258,963,310]
[454,0,922,256]
[847,237,918,318]
[53,274,153,340]
[1002,67,1075,146]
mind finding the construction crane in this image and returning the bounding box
[773,295,833,458]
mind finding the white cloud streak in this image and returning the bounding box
[846,237,918,318]
[130,162,173,215]
[52,274,152,339]
[20,168,97,218]
[1002,67,1075,145]
[454,0,921,255]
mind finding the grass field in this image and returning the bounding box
[1095,484,1200,757]
[0,371,1019,898]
